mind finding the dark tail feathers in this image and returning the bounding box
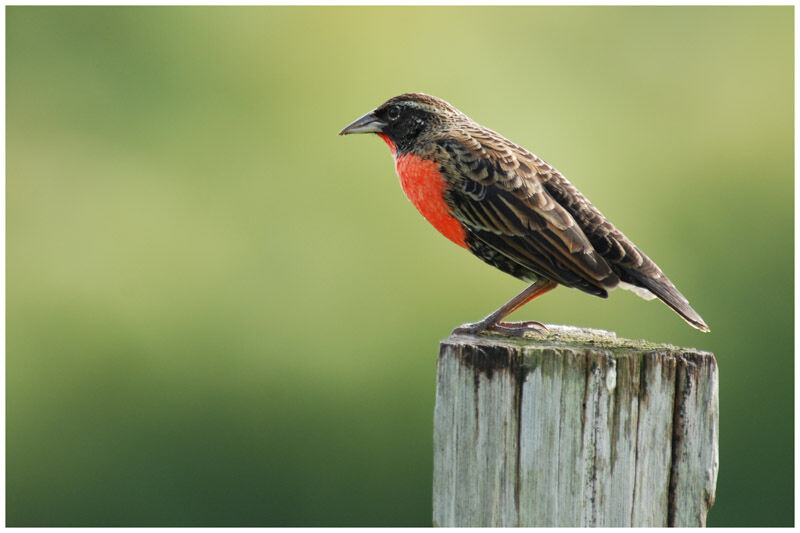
[625,270,710,332]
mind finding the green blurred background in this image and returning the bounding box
[7,6,793,527]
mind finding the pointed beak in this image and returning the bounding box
[339,111,387,135]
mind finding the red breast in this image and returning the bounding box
[378,134,467,249]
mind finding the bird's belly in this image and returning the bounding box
[394,153,467,249]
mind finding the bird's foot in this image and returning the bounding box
[490,321,549,337]
[452,320,548,338]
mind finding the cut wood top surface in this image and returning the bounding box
[446,324,713,358]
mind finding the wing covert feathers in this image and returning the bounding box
[434,123,710,332]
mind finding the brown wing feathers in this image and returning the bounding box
[439,125,709,332]
[537,164,710,331]
[438,131,619,294]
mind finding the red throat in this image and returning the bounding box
[377,134,467,249]
[377,133,397,156]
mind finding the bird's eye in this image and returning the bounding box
[387,106,401,121]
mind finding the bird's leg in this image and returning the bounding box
[452,279,557,337]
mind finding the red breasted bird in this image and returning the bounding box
[340,93,709,335]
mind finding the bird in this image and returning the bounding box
[339,93,709,336]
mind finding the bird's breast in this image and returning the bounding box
[380,136,466,249]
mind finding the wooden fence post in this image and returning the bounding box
[433,325,718,527]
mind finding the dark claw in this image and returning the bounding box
[515,321,549,333]
[451,322,484,335]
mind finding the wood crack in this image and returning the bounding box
[667,356,685,526]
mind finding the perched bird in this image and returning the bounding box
[339,93,709,335]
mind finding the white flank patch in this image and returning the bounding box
[618,281,657,301]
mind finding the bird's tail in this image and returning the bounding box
[624,269,710,332]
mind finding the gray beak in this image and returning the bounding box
[339,111,387,135]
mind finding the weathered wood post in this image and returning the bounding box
[433,325,718,527]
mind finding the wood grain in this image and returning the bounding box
[433,325,718,527]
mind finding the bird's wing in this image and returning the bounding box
[540,168,709,331]
[434,124,708,332]
[436,128,619,294]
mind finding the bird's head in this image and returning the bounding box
[339,93,463,153]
